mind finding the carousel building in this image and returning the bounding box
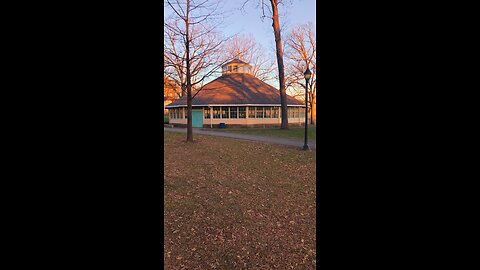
[165,59,305,128]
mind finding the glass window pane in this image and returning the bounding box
[230,106,237,118]
[221,107,228,118]
[271,107,278,118]
[256,107,264,118]
[264,107,271,118]
[248,107,255,118]
[239,106,246,118]
[213,107,221,119]
[204,107,211,119]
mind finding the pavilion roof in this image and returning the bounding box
[166,73,304,108]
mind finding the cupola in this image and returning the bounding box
[221,59,252,75]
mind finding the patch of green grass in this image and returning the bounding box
[215,126,316,141]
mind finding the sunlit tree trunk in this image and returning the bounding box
[310,92,315,125]
[270,0,288,129]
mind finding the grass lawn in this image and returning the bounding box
[164,131,316,269]
[213,125,316,141]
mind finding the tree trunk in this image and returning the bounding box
[308,84,316,125]
[187,85,193,141]
[185,0,193,142]
[310,97,315,125]
[181,84,186,97]
[270,0,288,129]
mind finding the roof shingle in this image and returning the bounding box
[166,73,303,107]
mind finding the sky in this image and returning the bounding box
[220,0,316,54]
[164,0,316,87]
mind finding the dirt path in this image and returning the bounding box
[164,127,316,150]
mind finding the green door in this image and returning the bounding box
[192,110,203,128]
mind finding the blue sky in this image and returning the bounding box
[221,0,316,53]
[164,0,316,87]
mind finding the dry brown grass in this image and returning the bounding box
[164,131,316,269]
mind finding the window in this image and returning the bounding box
[264,107,271,118]
[230,106,238,118]
[288,107,293,118]
[233,65,238,72]
[204,107,211,119]
[239,106,246,118]
[213,107,221,118]
[256,107,264,118]
[221,107,228,118]
[222,66,226,73]
[300,107,305,118]
[227,65,232,72]
[272,107,279,118]
[248,107,255,118]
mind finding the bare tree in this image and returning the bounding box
[240,0,290,129]
[285,22,316,124]
[223,34,276,82]
[165,0,234,142]
[164,76,180,99]
[164,25,187,97]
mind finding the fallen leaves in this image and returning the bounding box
[164,131,316,269]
